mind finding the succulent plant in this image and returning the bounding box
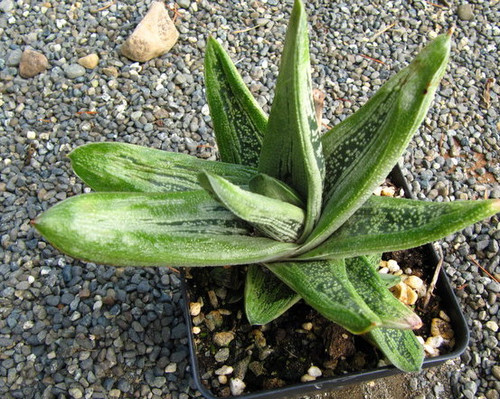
[35,0,498,373]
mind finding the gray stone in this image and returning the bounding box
[457,4,474,21]
[64,64,86,79]
[6,49,22,66]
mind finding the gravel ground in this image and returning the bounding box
[0,0,499,399]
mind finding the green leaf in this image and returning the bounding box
[379,273,402,289]
[249,173,305,208]
[265,259,382,334]
[365,328,424,372]
[33,190,297,267]
[205,36,267,167]
[69,142,257,192]
[299,32,452,253]
[199,172,305,243]
[245,264,301,325]
[346,257,422,330]
[258,0,324,241]
[298,196,500,260]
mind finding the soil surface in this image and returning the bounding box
[185,247,454,398]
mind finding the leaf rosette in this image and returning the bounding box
[34,0,499,373]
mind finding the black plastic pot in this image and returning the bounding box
[181,165,469,399]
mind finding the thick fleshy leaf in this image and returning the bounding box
[245,265,301,325]
[33,191,297,267]
[205,36,267,167]
[365,328,424,372]
[265,259,381,334]
[379,273,402,289]
[258,0,324,241]
[298,196,500,260]
[346,257,422,330]
[299,32,452,253]
[249,173,305,208]
[69,142,257,192]
[199,172,305,242]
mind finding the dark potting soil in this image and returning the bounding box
[185,246,452,398]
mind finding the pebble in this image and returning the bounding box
[215,365,234,375]
[214,348,230,363]
[64,64,86,79]
[457,4,474,21]
[6,48,22,66]
[485,320,498,332]
[230,378,246,396]
[0,0,14,12]
[213,331,235,347]
[68,387,83,399]
[120,2,179,62]
[307,365,322,378]
[19,49,49,78]
[78,54,99,69]
[492,365,500,380]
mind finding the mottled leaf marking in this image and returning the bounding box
[366,327,424,372]
[299,196,500,260]
[266,259,382,334]
[346,257,422,329]
[300,32,452,253]
[258,0,324,241]
[34,191,297,267]
[69,142,257,192]
[199,172,305,242]
[245,264,301,325]
[205,37,267,167]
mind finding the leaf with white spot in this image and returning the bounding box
[299,32,453,253]
[298,196,500,260]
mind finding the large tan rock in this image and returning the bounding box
[120,2,179,62]
[19,49,49,78]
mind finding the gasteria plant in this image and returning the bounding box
[35,0,498,373]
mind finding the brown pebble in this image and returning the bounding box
[19,49,49,78]
[213,331,235,347]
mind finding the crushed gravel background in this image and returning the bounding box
[0,0,498,398]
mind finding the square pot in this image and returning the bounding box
[180,165,469,399]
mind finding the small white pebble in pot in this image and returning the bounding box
[405,275,424,291]
[302,322,313,331]
[230,378,246,396]
[190,301,202,316]
[301,374,316,382]
[387,259,400,272]
[218,375,228,385]
[307,365,322,378]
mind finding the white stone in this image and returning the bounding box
[165,363,177,373]
[215,365,233,375]
[307,365,322,377]
[485,320,499,332]
[121,2,179,62]
[27,131,36,139]
[405,275,424,291]
[230,378,246,396]
[218,375,228,384]
[387,259,400,272]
